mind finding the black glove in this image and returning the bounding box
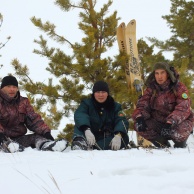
[43,132,54,141]
[161,123,172,137]
[0,133,7,145]
[163,123,172,130]
[135,117,147,132]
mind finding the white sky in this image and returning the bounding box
[0,0,172,79]
[0,134,194,194]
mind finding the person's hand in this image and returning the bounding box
[135,117,147,132]
[43,132,54,141]
[85,129,96,146]
[110,134,121,150]
[161,123,172,136]
[0,133,7,145]
[163,123,172,130]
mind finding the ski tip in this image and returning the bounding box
[130,19,136,25]
[118,22,126,28]
[126,19,136,29]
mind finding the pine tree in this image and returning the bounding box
[137,38,167,81]
[10,0,168,140]
[11,0,130,139]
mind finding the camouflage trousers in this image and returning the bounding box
[11,134,50,150]
[134,118,193,142]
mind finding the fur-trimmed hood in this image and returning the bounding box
[145,62,179,87]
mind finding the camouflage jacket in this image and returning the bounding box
[132,73,194,125]
[0,90,51,138]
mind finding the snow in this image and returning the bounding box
[1,135,194,194]
[7,142,20,153]
[41,139,68,152]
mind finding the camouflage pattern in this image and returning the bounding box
[0,90,51,138]
[132,73,194,143]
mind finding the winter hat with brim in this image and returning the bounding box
[1,76,18,89]
[93,81,109,94]
[145,62,176,86]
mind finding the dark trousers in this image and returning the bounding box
[12,134,49,149]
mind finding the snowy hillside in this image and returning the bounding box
[0,135,194,194]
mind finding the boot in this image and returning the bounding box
[71,137,89,150]
[41,139,68,152]
[173,140,187,148]
[0,138,24,153]
[150,136,171,148]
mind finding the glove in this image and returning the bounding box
[162,123,172,130]
[43,132,54,141]
[110,133,121,150]
[135,117,147,132]
[0,133,7,145]
[161,123,172,137]
[85,129,96,146]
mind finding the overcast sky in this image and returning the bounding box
[0,0,172,80]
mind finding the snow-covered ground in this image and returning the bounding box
[1,135,194,194]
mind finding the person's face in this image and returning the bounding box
[154,69,168,85]
[1,85,18,98]
[94,91,108,103]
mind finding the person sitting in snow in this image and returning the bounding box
[0,75,68,153]
[71,80,129,151]
[132,62,194,148]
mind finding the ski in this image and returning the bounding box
[125,20,142,95]
[116,22,132,89]
[116,19,152,147]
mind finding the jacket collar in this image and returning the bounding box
[91,94,115,111]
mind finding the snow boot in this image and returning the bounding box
[41,139,68,152]
[173,140,187,148]
[71,137,89,150]
[151,136,171,148]
[0,138,24,153]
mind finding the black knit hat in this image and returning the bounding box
[1,76,18,89]
[93,81,109,94]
